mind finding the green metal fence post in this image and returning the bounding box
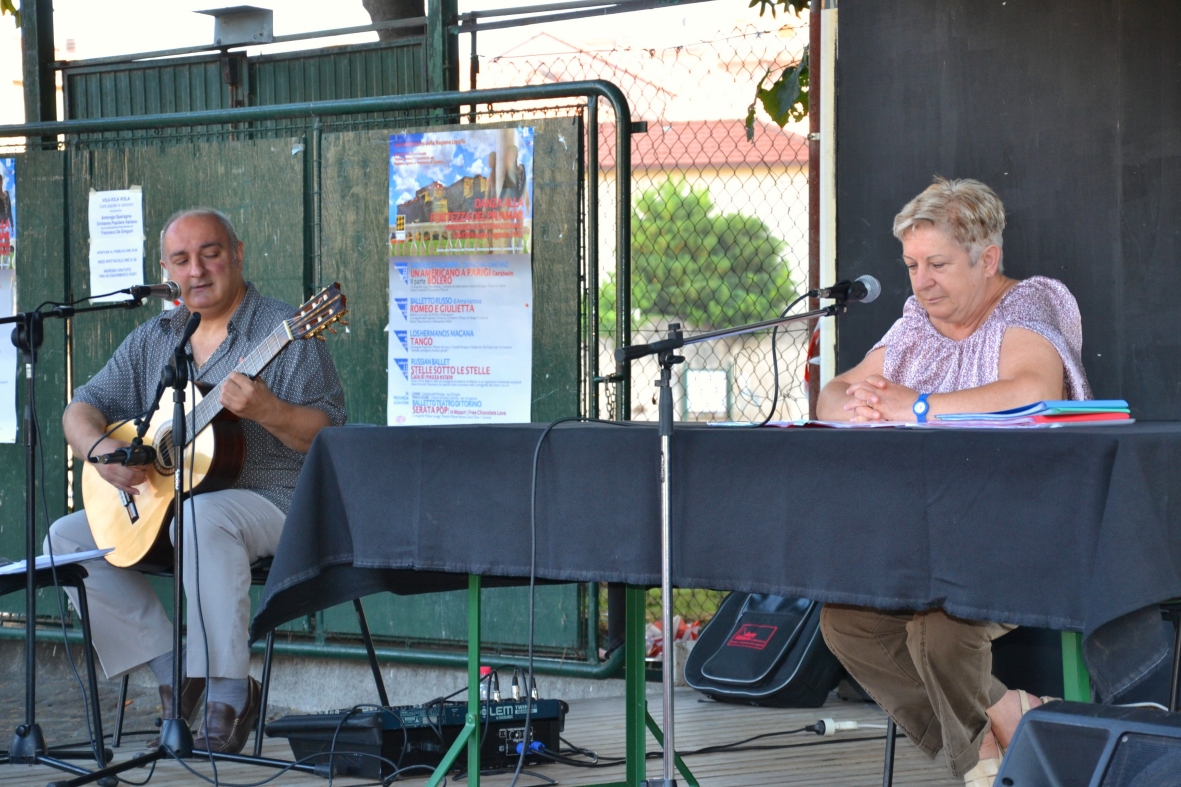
[1061,631,1092,702]
[625,585,646,787]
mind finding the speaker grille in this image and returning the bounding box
[1101,733,1181,787]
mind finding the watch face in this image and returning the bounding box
[914,401,928,414]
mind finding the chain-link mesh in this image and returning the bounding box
[479,23,810,631]
[474,23,812,430]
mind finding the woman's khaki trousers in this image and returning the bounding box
[820,604,1014,778]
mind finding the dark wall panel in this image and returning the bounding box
[837,0,1181,417]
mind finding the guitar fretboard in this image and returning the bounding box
[184,321,292,443]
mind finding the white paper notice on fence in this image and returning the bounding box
[0,269,16,443]
[387,127,535,425]
[88,188,144,302]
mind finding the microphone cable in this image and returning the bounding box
[33,394,105,770]
[507,416,643,787]
[754,291,810,427]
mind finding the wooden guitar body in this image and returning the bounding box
[80,283,346,572]
[81,385,245,572]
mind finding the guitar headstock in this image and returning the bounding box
[291,283,348,341]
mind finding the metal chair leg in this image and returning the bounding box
[253,630,275,758]
[72,581,110,765]
[1169,609,1181,713]
[113,675,128,749]
[353,598,390,707]
[882,717,896,787]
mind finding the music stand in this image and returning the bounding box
[614,302,845,786]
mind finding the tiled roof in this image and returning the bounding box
[599,119,809,169]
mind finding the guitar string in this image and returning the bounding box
[183,299,341,443]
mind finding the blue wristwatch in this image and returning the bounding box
[912,393,931,423]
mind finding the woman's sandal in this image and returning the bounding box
[963,756,1001,787]
[1017,689,1062,715]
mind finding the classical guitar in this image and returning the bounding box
[82,284,347,570]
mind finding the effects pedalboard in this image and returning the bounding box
[265,697,568,779]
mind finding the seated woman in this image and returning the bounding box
[816,177,1091,787]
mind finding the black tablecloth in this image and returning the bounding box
[253,421,1181,698]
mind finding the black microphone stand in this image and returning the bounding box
[49,319,203,787]
[615,302,845,787]
[0,296,147,782]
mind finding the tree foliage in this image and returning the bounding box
[745,0,810,138]
[2,0,18,27]
[600,180,796,334]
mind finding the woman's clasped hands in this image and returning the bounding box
[843,375,921,422]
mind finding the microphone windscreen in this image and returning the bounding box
[857,275,881,303]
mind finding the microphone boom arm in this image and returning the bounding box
[614,303,844,364]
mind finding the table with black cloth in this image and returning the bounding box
[252,421,1181,701]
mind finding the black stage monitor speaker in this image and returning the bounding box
[996,701,1181,787]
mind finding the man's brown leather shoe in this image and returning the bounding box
[193,677,261,755]
[146,678,206,748]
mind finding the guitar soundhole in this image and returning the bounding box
[155,430,174,474]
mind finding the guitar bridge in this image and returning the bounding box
[119,491,140,524]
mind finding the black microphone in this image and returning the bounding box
[124,281,181,301]
[179,310,202,347]
[89,444,157,466]
[811,275,881,303]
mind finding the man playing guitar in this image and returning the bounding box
[47,208,346,754]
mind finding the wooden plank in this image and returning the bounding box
[0,689,960,786]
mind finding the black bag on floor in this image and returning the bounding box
[684,593,842,708]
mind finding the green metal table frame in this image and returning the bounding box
[425,578,697,787]
[422,576,1090,787]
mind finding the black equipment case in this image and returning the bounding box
[684,593,843,707]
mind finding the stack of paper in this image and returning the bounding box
[932,400,1132,428]
[0,548,114,576]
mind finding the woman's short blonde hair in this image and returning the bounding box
[893,177,1006,272]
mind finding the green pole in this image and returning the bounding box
[625,585,647,787]
[425,574,481,787]
[1061,631,1092,702]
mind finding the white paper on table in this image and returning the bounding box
[0,268,15,443]
[0,548,114,576]
[89,239,145,302]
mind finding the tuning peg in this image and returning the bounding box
[327,327,337,334]
[339,319,349,327]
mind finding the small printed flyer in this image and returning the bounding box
[0,157,15,443]
[387,127,535,425]
[88,187,145,302]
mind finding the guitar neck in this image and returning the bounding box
[185,323,293,441]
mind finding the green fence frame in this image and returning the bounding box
[0,80,635,677]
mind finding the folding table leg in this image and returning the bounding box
[1061,631,1092,702]
[426,575,481,787]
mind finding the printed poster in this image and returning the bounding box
[88,187,145,301]
[0,158,16,443]
[387,127,535,425]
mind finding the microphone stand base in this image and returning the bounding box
[8,722,47,762]
[642,780,678,787]
[157,718,193,758]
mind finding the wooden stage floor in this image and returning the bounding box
[0,689,960,787]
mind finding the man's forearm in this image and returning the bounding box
[255,401,331,454]
[63,401,113,459]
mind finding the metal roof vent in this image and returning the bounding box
[196,6,275,47]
